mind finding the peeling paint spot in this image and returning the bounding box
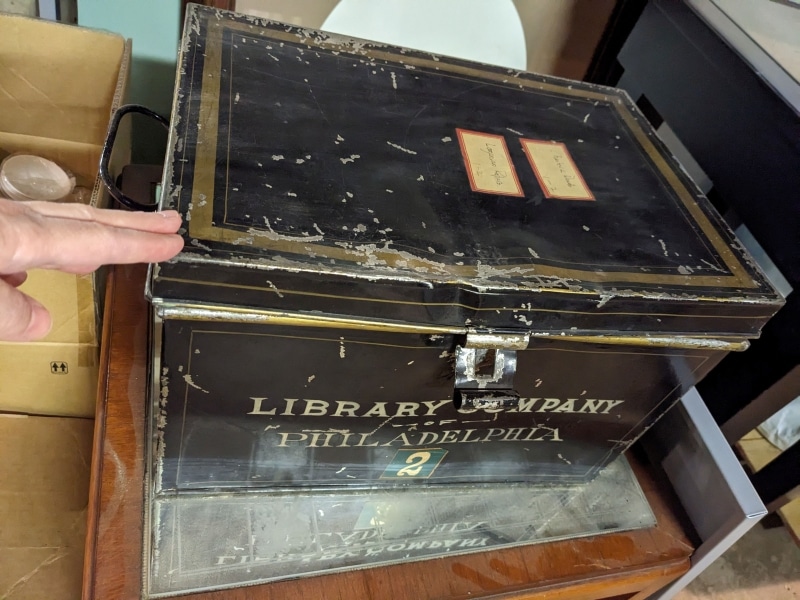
[287,192,297,197]
[506,127,523,136]
[340,154,361,164]
[658,239,668,257]
[385,189,393,193]
[421,222,427,229]
[407,361,414,365]
[700,259,726,273]
[528,247,540,259]
[272,154,284,161]
[190,239,213,251]
[427,246,435,253]
[296,158,306,164]
[257,161,263,167]
[268,53,279,61]
[390,71,398,89]
[265,280,284,298]
[417,175,425,181]
[557,453,572,465]
[234,92,240,104]
[441,136,452,143]
[373,217,380,224]
[354,224,367,233]
[312,223,325,236]
[183,374,209,394]
[453,252,464,257]
[387,141,417,155]
[596,294,614,309]
[346,191,354,198]
[254,218,324,242]
[264,183,272,188]
[535,379,543,387]
[307,375,315,383]
[678,265,694,275]
[582,225,590,231]
[339,339,346,358]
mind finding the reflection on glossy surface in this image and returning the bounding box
[147,454,654,597]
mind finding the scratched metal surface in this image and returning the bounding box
[147,454,654,597]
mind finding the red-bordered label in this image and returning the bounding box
[456,128,524,197]
[521,139,594,201]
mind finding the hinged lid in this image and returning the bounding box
[151,6,783,338]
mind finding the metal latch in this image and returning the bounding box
[453,332,528,411]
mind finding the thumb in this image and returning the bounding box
[0,279,53,341]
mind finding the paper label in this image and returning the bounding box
[521,139,594,200]
[456,129,523,197]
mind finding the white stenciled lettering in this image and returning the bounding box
[501,427,527,441]
[536,398,561,412]
[247,397,276,415]
[277,432,308,446]
[281,398,298,415]
[577,399,603,414]
[601,399,625,414]
[302,399,329,416]
[422,399,450,415]
[332,401,360,417]
[246,396,626,418]
[362,402,389,418]
[516,397,541,412]
[552,399,577,413]
[395,402,420,417]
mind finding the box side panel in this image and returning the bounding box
[0,415,93,600]
[154,317,721,492]
[0,13,125,145]
[0,342,98,417]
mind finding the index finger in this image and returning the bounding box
[23,201,183,234]
[6,214,184,273]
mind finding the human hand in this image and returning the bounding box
[0,197,184,342]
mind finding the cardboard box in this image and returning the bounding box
[0,414,94,600]
[0,13,130,417]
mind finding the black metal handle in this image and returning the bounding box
[100,104,170,212]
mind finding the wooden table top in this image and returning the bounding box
[82,263,694,600]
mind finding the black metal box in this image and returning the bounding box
[148,6,782,492]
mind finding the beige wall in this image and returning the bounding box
[513,0,616,79]
[235,0,615,79]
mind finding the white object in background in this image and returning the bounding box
[321,0,527,70]
[0,154,76,201]
[758,396,800,451]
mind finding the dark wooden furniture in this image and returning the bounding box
[589,0,800,514]
[82,262,694,600]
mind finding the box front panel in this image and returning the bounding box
[154,318,718,492]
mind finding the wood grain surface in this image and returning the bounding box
[83,264,693,599]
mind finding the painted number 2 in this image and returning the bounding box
[396,451,432,477]
[381,448,447,479]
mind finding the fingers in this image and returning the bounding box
[0,200,185,274]
[0,279,52,342]
[23,201,183,234]
[0,272,27,287]
[30,220,185,272]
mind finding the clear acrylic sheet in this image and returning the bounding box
[146,454,655,597]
